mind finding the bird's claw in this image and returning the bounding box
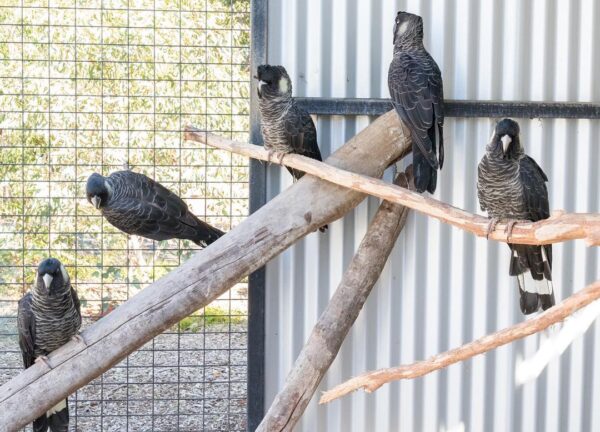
[71,334,87,346]
[35,355,52,369]
[266,151,287,167]
[277,152,286,165]
[485,218,500,240]
[505,219,520,241]
[266,150,274,165]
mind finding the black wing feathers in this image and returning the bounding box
[284,106,322,180]
[509,154,554,314]
[520,155,550,222]
[389,52,443,193]
[109,171,224,246]
[282,107,327,232]
[518,155,552,279]
[389,54,443,167]
[17,293,35,369]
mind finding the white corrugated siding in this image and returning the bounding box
[263,1,600,431]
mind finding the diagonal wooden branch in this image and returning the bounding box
[257,172,412,432]
[319,280,600,404]
[185,124,600,246]
[0,111,410,430]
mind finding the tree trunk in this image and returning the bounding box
[0,111,410,430]
[257,173,411,432]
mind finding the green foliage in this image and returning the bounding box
[0,1,250,318]
[179,305,247,332]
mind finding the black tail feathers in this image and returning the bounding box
[33,415,48,432]
[413,149,437,194]
[518,288,542,315]
[33,399,69,432]
[518,284,555,315]
[511,244,555,315]
[194,223,225,247]
[412,125,439,194]
[287,166,305,181]
[48,402,69,432]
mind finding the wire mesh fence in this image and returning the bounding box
[0,0,250,430]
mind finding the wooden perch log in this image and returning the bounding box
[185,127,600,246]
[0,111,410,430]
[257,173,412,432]
[319,280,600,404]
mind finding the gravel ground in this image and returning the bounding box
[0,316,248,431]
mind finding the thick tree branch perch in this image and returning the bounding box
[0,111,410,430]
[319,280,600,404]
[185,124,600,246]
[257,172,412,432]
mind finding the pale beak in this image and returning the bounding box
[501,134,512,154]
[91,195,101,209]
[43,274,53,290]
[257,80,267,98]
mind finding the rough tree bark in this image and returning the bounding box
[320,280,600,404]
[186,129,600,246]
[0,111,410,431]
[257,172,412,432]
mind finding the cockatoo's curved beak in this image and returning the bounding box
[501,135,512,154]
[257,80,267,98]
[91,195,101,209]
[43,274,53,290]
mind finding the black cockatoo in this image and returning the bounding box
[477,119,555,315]
[388,11,444,193]
[86,171,224,246]
[255,64,323,179]
[18,258,82,432]
[255,64,327,231]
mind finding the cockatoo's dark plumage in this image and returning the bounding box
[256,64,323,179]
[388,11,444,193]
[477,119,555,315]
[18,258,81,431]
[256,64,327,231]
[86,171,224,246]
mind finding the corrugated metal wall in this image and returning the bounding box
[262,1,600,431]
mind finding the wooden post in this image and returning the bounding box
[0,111,410,430]
[256,172,411,432]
